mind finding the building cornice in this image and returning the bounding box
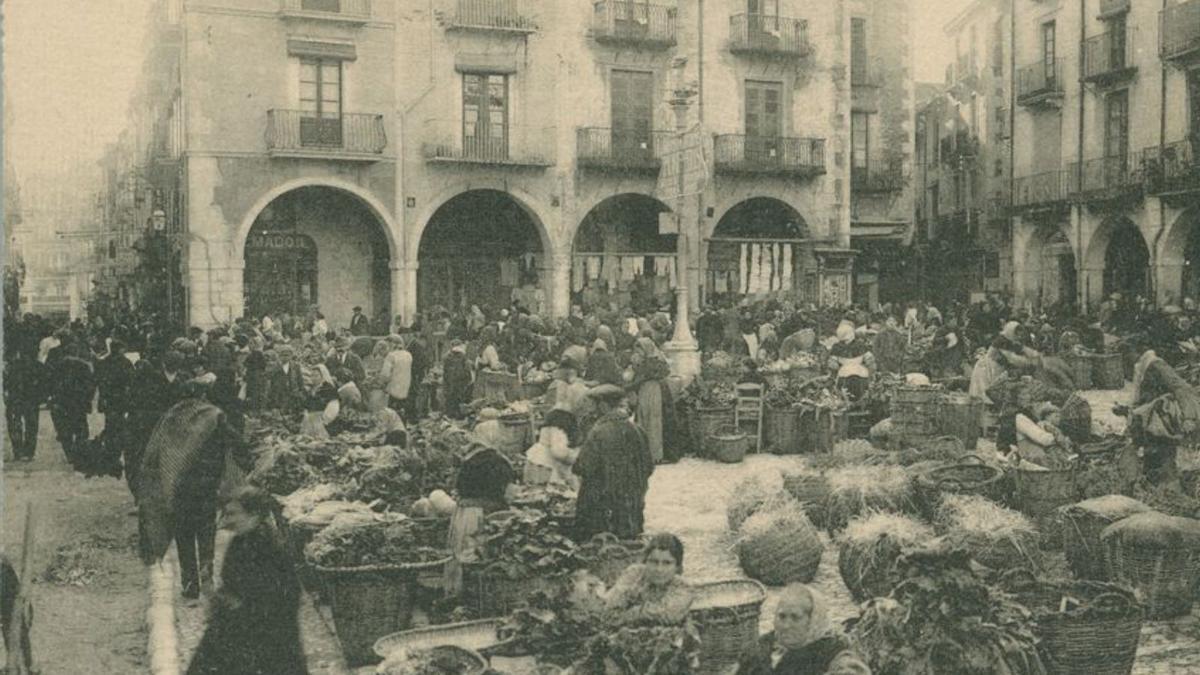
[187,4,394,30]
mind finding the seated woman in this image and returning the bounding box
[365,388,407,446]
[736,584,869,675]
[603,533,694,626]
[524,409,580,490]
[444,438,517,595]
[995,388,1072,468]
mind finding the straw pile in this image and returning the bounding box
[736,497,824,586]
[725,474,784,532]
[837,512,936,603]
[824,465,917,534]
[936,494,1041,571]
[782,470,832,528]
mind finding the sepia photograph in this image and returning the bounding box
[3,0,1200,672]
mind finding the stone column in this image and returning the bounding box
[545,252,572,319]
[393,259,418,329]
[186,238,244,328]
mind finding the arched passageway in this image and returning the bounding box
[571,194,674,314]
[1101,220,1150,300]
[242,186,391,330]
[418,190,547,314]
[1033,226,1077,308]
[706,197,810,302]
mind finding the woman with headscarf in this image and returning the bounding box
[627,338,681,464]
[871,316,907,375]
[603,533,695,626]
[736,584,870,674]
[1115,346,1200,487]
[574,385,655,540]
[829,320,873,401]
[442,340,474,419]
[298,354,339,439]
[523,409,580,489]
[586,339,623,386]
[444,436,516,594]
[969,321,1035,404]
[467,305,487,338]
[476,325,503,372]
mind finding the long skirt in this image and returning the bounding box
[444,505,485,596]
[636,381,665,463]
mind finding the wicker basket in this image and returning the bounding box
[710,431,751,463]
[378,645,487,674]
[586,535,646,586]
[373,619,505,662]
[689,579,767,674]
[1065,354,1093,390]
[1090,353,1126,390]
[496,413,534,456]
[937,394,982,450]
[803,407,848,454]
[315,559,449,666]
[763,405,804,454]
[1012,465,1080,548]
[761,371,789,391]
[914,457,1007,519]
[890,385,942,437]
[286,520,327,600]
[694,406,736,459]
[1059,497,1152,581]
[1102,529,1200,619]
[460,562,566,618]
[1000,570,1142,675]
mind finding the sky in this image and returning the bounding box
[913,0,962,84]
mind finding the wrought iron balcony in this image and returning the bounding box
[1066,154,1144,198]
[576,128,670,172]
[266,110,386,160]
[1098,0,1129,19]
[713,134,824,177]
[1082,28,1136,85]
[1013,170,1069,208]
[728,14,811,58]
[280,0,370,23]
[1143,139,1200,194]
[447,0,536,33]
[851,161,905,193]
[422,120,555,168]
[1016,60,1064,107]
[591,1,676,48]
[1161,0,1200,61]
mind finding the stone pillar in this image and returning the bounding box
[186,239,244,328]
[545,252,571,319]
[813,248,856,307]
[395,259,417,329]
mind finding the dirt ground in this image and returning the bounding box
[2,410,148,674]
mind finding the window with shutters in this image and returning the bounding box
[1042,21,1056,84]
[299,58,343,147]
[610,70,655,161]
[745,80,783,162]
[463,73,509,161]
[1105,89,1129,162]
[851,111,870,173]
[992,18,1004,74]
[851,18,868,85]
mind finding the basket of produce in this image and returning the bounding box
[689,579,767,673]
[1059,496,1152,580]
[913,456,1007,519]
[761,370,789,391]
[782,471,831,528]
[709,431,751,464]
[462,507,580,618]
[1101,512,1200,619]
[701,352,750,388]
[936,494,1042,571]
[578,533,646,586]
[376,645,488,675]
[889,385,943,437]
[1065,353,1093,390]
[999,569,1143,675]
[735,497,824,585]
[823,464,918,534]
[838,512,936,603]
[762,404,804,454]
[1089,353,1125,390]
[804,406,849,455]
[496,412,534,456]
[373,618,505,662]
[307,521,452,666]
[694,406,736,458]
[937,393,982,450]
[1012,461,1080,547]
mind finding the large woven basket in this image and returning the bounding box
[1012,465,1080,548]
[803,407,848,454]
[689,579,767,674]
[1090,353,1126,390]
[1001,570,1142,675]
[315,559,450,666]
[496,413,534,456]
[585,535,646,586]
[1059,497,1152,581]
[1101,533,1200,619]
[763,405,804,454]
[1065,354,1093,390]
[710,431,750,463]
[937,394,982,450]
[914,457,1007,519]
[694,406,736,459]
[373,618,505,662]
[378,645,488,675]
[890,385,942,436]
[460,562,566,618]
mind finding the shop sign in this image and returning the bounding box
[247,232,315,252]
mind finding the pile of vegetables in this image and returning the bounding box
[376,646,480,675]
[480,508,583,580]
[763,377,846,410]
[701,351,746,382]
[759,352,822,374]
[849,543,1044,675]
[509,483,577,519]
[249,443,317,495]
[305,519,449,569]
[678,378,737,410]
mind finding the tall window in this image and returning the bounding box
[611,70,654,158]
[969,25,978,74]
[1189,70,1200,143]
[463,73,508,160]
[991,19,1004,74]
[1105,89,1129,161]
[851,18,868,85]
[1110,16,1127,71]
[299,58,342,146]
[852,111,870,175]
[1042,21,1057,84]
[301,0,341,11]
[745,80,783,162]
[747,0,779,34]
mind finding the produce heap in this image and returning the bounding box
[305,519,449,569]
[762,376,849,411]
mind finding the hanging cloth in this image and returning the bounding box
[668,257,678,288]
[749,245,762,294]
[632,257,645,278]
[572,258,585,292]
[715,273,728,294]
[739,243,750,294]
[782,244,794,292]
[756,244,770,295]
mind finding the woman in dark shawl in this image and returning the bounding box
[187,487,308,675]
[573,385,655,540]
[627,337,682,464]
[442,340,474,419]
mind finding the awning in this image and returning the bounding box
[287,39,357,61]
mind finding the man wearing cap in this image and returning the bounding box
[377,335,413,415]
[574,384,654,540]
[442,340,474,419]
[325,337,366,391]
[266,345,303,413]
[349,306,371,336]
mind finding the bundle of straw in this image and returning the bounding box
[824,465,917,534]
[936,494,1041,571]
[736,497,824,586]
[782,470,832,528]
[725,475,783,532]
[838,512,936,603]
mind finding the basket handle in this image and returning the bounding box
[1081,591,1137,616]
[998,567,1039,591]
[954,453,984,466]
[590,532,620,547]
[935,476,968,491]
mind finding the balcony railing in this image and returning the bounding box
[851,161,905,193]
[448,0,536,33]
[1082,28,1136,84]
[592,1,676,47]
[1098,0,1129,19]
[266,110,386,159]
[713,134,825,176]
[1067,154,1144,197]
[1161,0,1200,61]
[1144,139,1200,194]
[576,128,670,171]
[280,0,370,22]
[1013,170,1069,207]
[1016,60,1064,106]
[728,14,811,58]
[422,120,555,168]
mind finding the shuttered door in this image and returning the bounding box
[745,80,782,164]
[611,70,654,162]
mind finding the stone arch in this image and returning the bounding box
[408,182,557,262]
[706,195,809,241]
[706,197,811,299]
[1084,216,1151,301]
[1159,206,1200,301]
[569,192,675,253]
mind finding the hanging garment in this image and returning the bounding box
[667,257,677,289]
[750,245,762,294]
[715,273,728,294]
[756,244,770,295]
[522,252,537,272]
[782,244,794,292]
[572,258,586,292]
[739,244,750,294]
[632,257,645,278]
[769,244,780,292]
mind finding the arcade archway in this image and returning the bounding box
[707,197,810,301]
[571,194,674,314]
[1025,224,1077,308]
[1097,219,1150,300]
[418,190,548,314]
[243,186,391,330]
[1161,207,1200,301]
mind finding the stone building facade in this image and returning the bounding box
[125,0,915,329]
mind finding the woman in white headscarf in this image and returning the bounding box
[735,584,870,674]
[828,320,874,401]
[298,358,339,439]
[969,321,1038,404]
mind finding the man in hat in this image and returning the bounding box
[266,344,303,413]
[349,306,371,336]
[377,335,413,415]
[573,384,654,540]
[325,336,366,391]
[442,339,473,419]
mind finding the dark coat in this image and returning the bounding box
[456,447,515,508]
[324,351,366,389]
[585,350,623,386]
[4,357,49,408]
[96,353,135,415]
[128,364,189,449]
[186,524,308,675]
[52,355,95,413]
[265,363,304,413]
[442,351,473,416]
[573,410,654,540]
[736,632,869,675]
[349,311,371,336]
[696,311,724,353]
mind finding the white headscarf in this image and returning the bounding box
[836,321,856,344]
